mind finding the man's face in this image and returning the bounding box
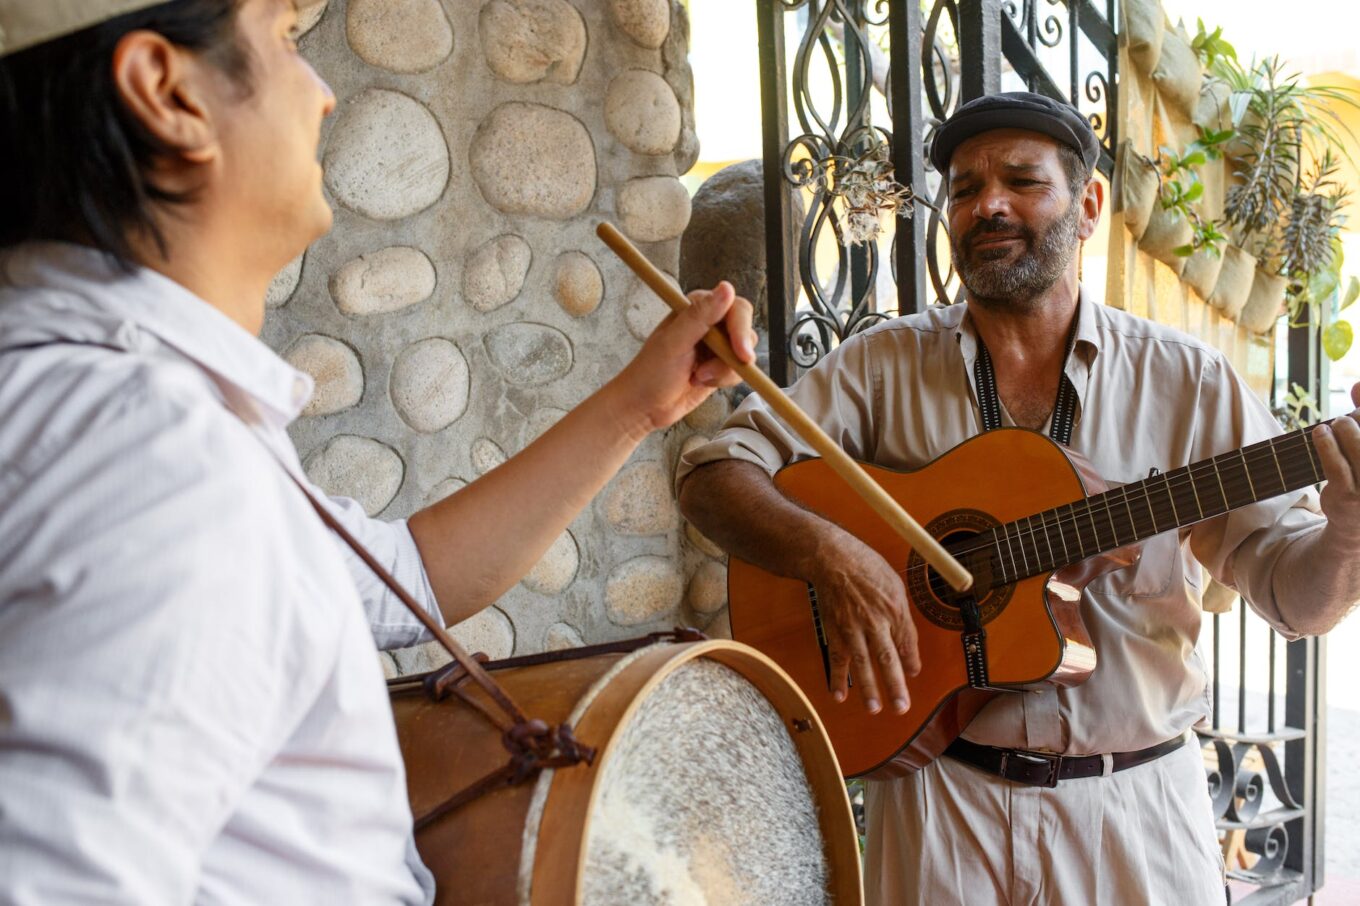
[946,129,1085,311]
[207,0,335,259]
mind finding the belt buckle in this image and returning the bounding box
[999,750,1063,788]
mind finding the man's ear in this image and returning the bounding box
[111,30,219,168]
[1076,176,1104,241]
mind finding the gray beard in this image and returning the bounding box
[952,197,1081,312]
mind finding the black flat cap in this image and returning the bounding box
[929,91,1100,175]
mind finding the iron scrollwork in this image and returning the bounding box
[760,0,1119,376]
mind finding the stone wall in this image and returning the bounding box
[263,0,731,670]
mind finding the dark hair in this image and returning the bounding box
[0,0,252,270]
[1054,143,1093,197]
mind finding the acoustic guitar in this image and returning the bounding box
[727,425,1327,779]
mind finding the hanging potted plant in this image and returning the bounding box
[1137,127,1232,278]
[1116,141,1160,240]
[1215,56,1359,336]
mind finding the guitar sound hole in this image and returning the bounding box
[908,509,1012,630]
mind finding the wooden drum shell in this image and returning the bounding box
[392,639,862,906]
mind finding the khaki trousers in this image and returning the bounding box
[863,741,1227,905]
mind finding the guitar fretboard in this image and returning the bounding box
[956,424,1327,590]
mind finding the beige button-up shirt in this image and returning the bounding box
[678,293,1323,755]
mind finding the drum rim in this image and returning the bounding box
[522,638,863,906]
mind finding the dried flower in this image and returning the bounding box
[821,147,919,246]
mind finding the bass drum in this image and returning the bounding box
[392,639,862,905]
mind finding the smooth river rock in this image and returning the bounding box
[463,234,532,312]
[522,530,580,595]
[480,0,586,85]
[330,246,435,316]
[390,338,470,433]
[609,0,670,48]
[484,322,573,386]
[346,0,453,73]
[265,254,303,309]
[617,175,691,242]
[686,560,727,614]
[553,251,603,317]
[601,461,677,535]
[469,102,596,219]
[304,435,404,516]
[285,334,363,416]
[324,89,450,221]
[605,69,681,155]
[605,555,684,626]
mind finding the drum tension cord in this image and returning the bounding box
[286,468,707,828]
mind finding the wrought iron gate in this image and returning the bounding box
[755,2,1327,901]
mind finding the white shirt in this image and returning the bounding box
[0,243,441,904]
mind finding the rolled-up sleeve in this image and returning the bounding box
[317,493,443,651]
[676,329,882,492]
[1187,355,1325,638]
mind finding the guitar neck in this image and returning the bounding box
[975,422,1329,589]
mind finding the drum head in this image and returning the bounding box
[581,657,830,904]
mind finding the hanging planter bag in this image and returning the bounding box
[1138,204,1194,274]
[1181,247,1225,302]
[1193,79,1233,133]
[1116,142,1160,240]
[1207,244,1256,319]
[1239,267,1289,334]
[1151,27,1204,120]
[1121,0,1165,76]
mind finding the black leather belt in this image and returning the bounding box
[944,734,1187,788]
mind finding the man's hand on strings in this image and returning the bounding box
[808,527,922,715]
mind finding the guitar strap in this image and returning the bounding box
[961,315,1079,689]
[971,319,1080,446]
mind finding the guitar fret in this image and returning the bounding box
[1142,481,1159,534]
[1017,519,1032,575]
[1121,488,1137,539]
[1211,459,1230,512]
[1267,436,1287,493]
[992,531,1007,584]
[1069,504,1087,558]
[1038,511,1056,570]
[1161,472,1179,525]
[1053,506,1071,562]
[1187,467,1203,518]
[1103,493,1121,547]
[1087,500,1102,551]
[1305,431,1323,482]
[1239,448,1257,501]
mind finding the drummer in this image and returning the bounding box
[0,1,754,902]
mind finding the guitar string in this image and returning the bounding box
[896,438,1317,589]
[887,431,1324,591]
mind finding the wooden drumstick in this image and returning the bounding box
[596,221,973,593]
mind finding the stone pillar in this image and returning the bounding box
[263,0,725,667]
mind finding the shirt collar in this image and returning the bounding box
[951,287,1101,429]
[0,241,313,426]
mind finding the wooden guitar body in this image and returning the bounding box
[727,429,1137,779]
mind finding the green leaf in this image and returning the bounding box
[1324,320,1354,361]
[1183,181,1205,203]
[1310,266,1339,305]
[1174,244,1195,257]
[1182,151,1208,168]
[1342,276,1360,312]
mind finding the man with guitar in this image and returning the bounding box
[678,91,1360,904]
